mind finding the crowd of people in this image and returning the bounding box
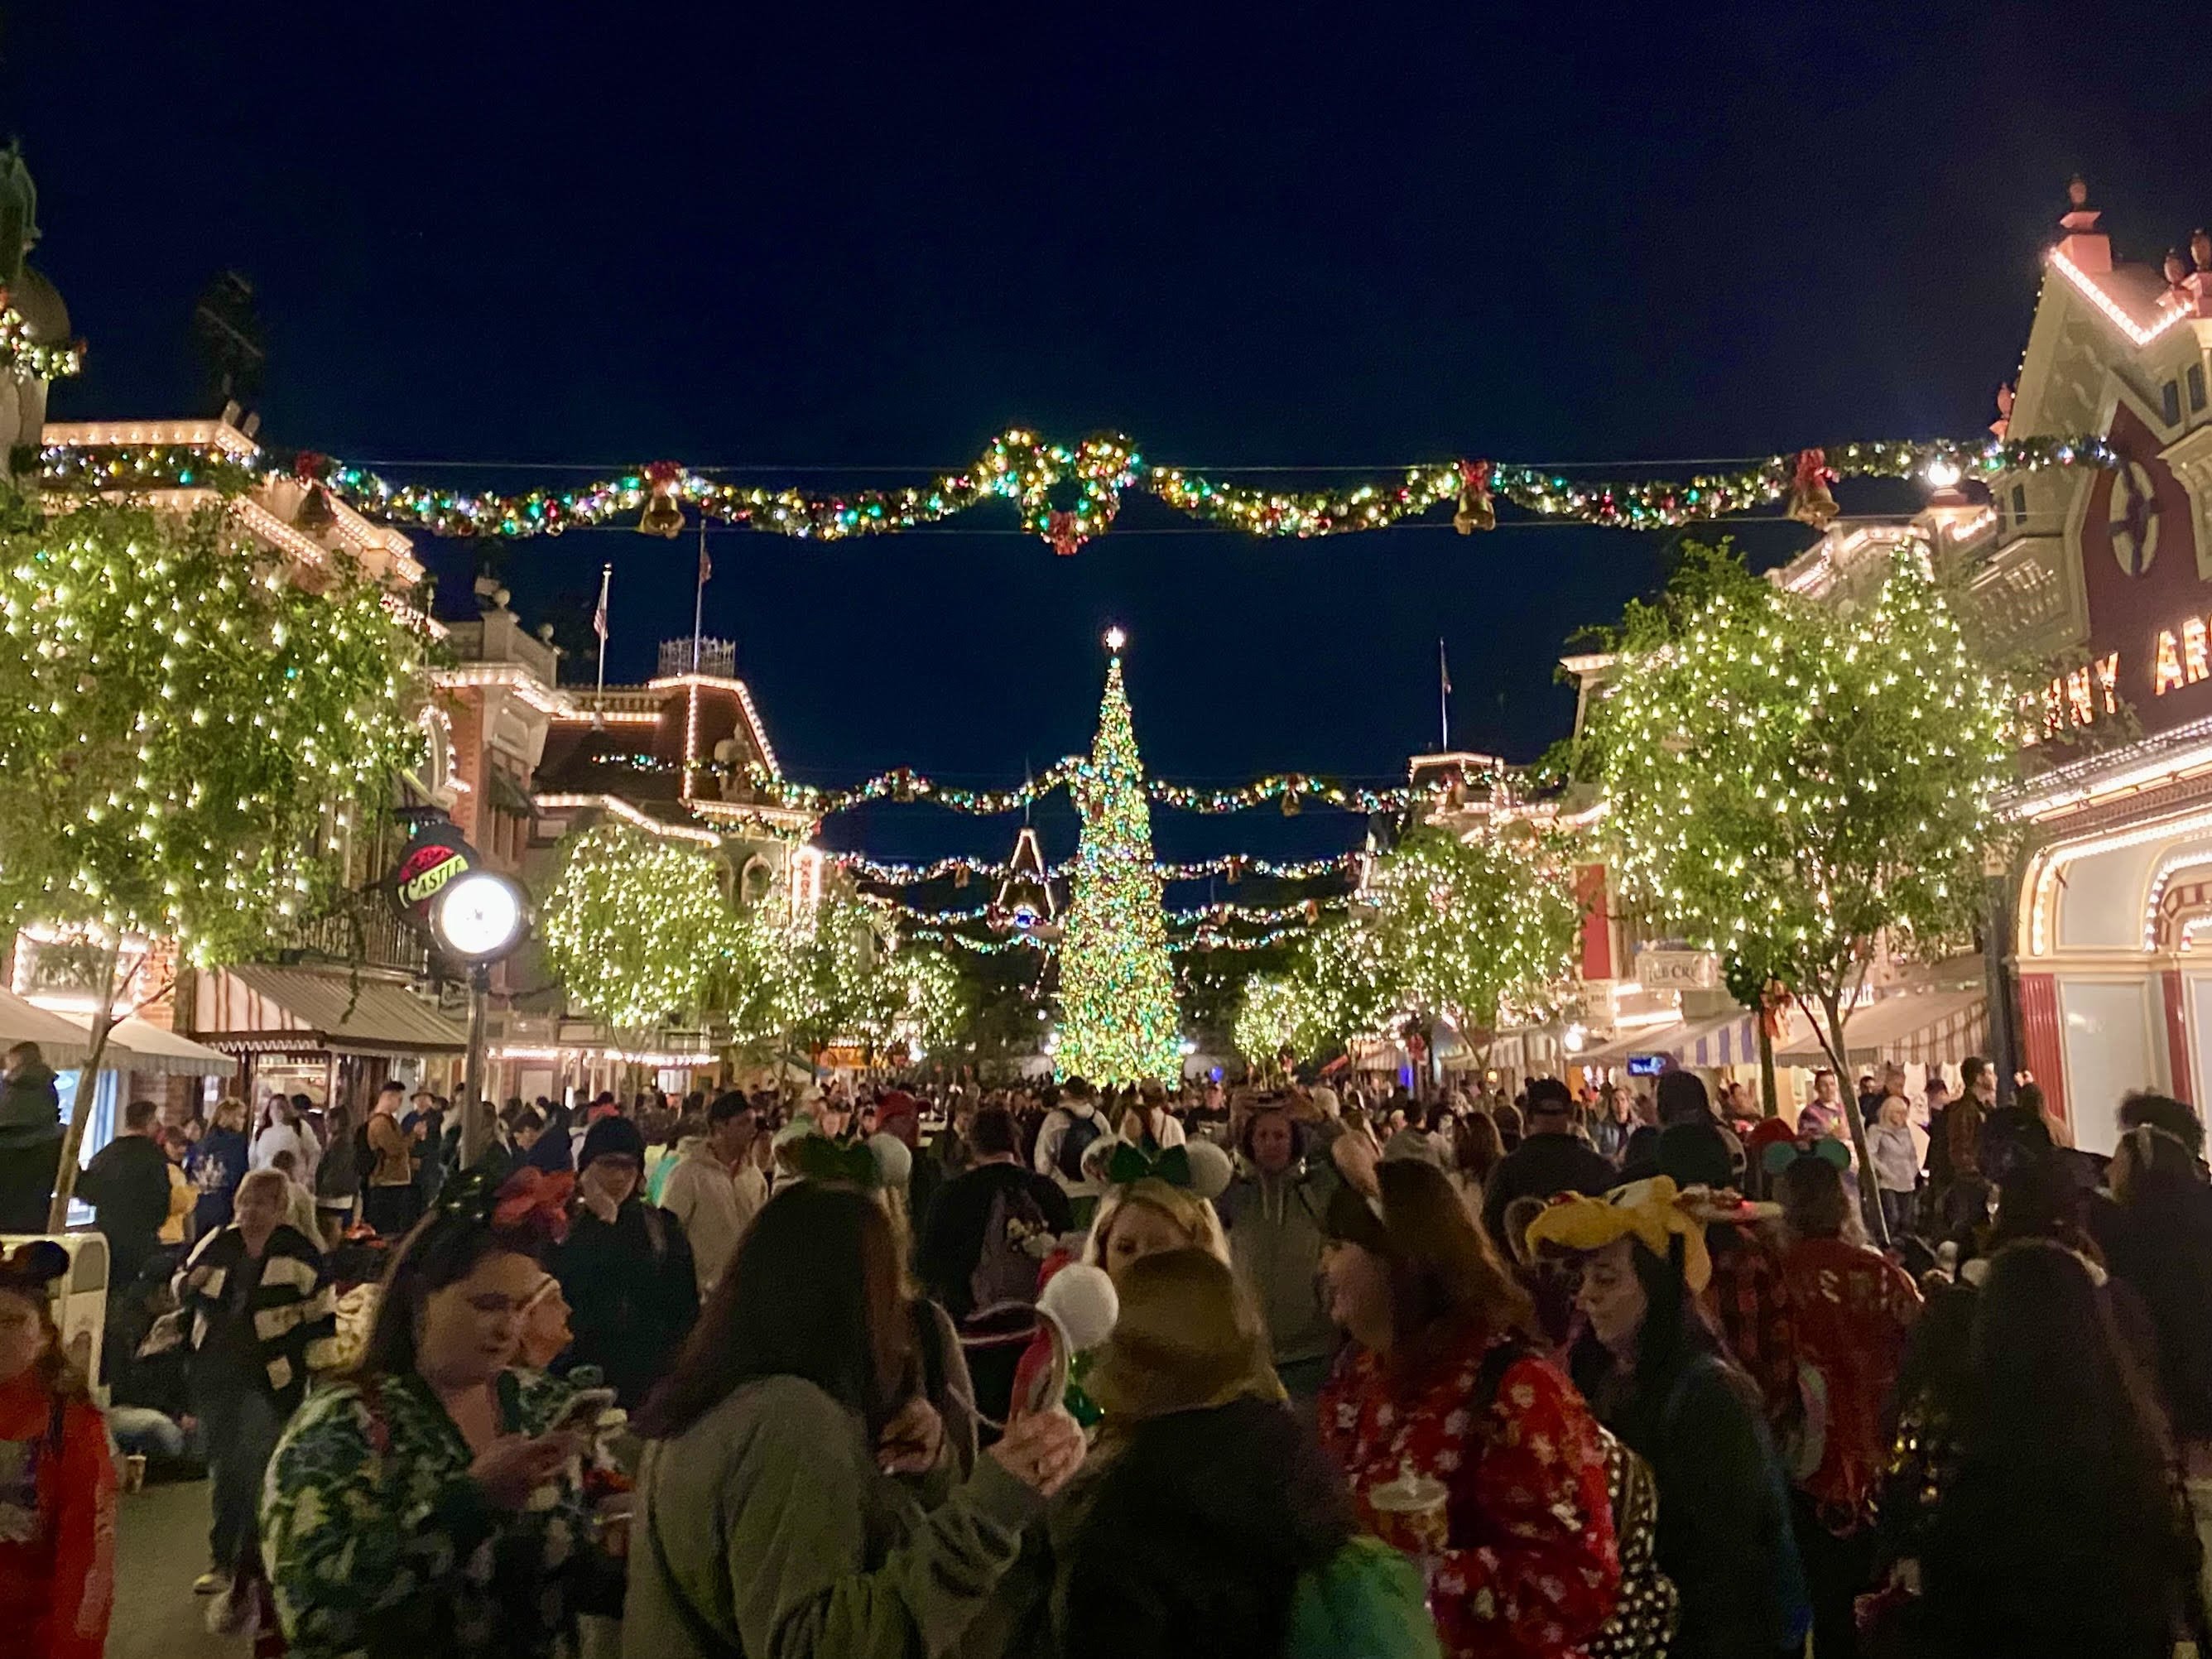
[5,1046,2212,1658]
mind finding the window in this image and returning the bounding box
[2190,363,2207,414]
[2012,483,2027,526]
[2163,380,2183,426]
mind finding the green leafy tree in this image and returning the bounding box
[541,821,738,1032]
[0,487,421,1223]
[1368,825,1582,1058]
[1056,651,1182,1084]
[1584,539,2011,1230]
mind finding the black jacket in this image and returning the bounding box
[915,1160,1072,1322]
[553,1199,700,1409]
[1481,1132,1619,1250]
[79,1131,173,1277]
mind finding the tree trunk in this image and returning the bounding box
[1758,1016,1778,1118]
[47,933,124,1230]
[1820,989,1889,1248]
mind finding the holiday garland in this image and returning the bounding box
[838,849,1363,885]
[0,305,84,382]
[36,429,2115,556]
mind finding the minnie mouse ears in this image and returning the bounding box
[0,1239,70,1291]
[1762,1137,1853,1178]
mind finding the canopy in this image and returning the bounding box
[0,985,101,1070]
[1774,989,1987,1070]
[63,1013,237,1080]
[1580,1010,1769,1070]
[192,964,468,1056]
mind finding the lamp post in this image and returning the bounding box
[430,869,531,1166]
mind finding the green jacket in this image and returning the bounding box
[625,1373,1044,1659]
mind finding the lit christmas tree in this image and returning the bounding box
[1056,631,1183,1084]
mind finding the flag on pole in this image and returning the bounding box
[1438,638,1451,696]
[593,565,611,642]
[698,537,712,587]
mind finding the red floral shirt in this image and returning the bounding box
[1320,1321,1620,1659]
[1780,1235,1921,1528]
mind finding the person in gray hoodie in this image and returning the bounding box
[624,1181,1084,1659]
[1215,1099,1340,1408]
[0,1041,63,1231]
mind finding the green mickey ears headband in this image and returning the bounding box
[1106,1141,1193,1189]
[790,1133,883,1190]
[1762,1137,1853,1178]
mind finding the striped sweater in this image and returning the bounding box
[172,1224,339,1411]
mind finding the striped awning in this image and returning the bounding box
[61,1013,237,1079]
[1584,1010,1763,1070]
[1774,990,1986,1070]
[189,964,468,1056]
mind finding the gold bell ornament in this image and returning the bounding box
[1786,448,1839,529]
[291,451,337,532]
[1453,458,1496,535]
[637,461,686,538]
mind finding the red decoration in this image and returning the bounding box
[1046,510,1084,556]
[292,450,330,482]
[491,1168,575,1243]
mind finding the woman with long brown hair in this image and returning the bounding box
[623,1181,1085,1659]
[1317,1142,1618,1659]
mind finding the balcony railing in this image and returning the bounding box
[281,906,429,975]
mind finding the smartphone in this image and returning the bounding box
[551,1387,617,1435]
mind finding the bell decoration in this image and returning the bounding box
[1786,448,1839,528]
[953,865,970,889]
[1281,787,1302,818]
[1453,458,1496,534]
[637,460,686,539]
[291,450,336,533]
[1046,509,1084,557]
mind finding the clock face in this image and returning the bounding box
[435,872,525,959]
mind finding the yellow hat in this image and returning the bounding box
[1521,1175,1713,1294]
[1086,1248,1286,1422]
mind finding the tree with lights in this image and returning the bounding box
[541,821,738,1034]
[1232,974,1304,1071]
[1055,635,1183,1084]
[1368,824,1583,1068]
[1583,540,2011,1233]
[1283,917,1404,1060]
[0,487,421,1225]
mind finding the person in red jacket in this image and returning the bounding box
[0,1240,116,1659]
[1319,1139,1618,1659]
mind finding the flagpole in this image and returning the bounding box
[593,562,612,729]
[1438,637,1450,753]
[691,524,708,674]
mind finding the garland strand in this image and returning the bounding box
[34,430,2114,556]
[838,849,1363,884]
[0,306,84,383]
[734,758,1486,817]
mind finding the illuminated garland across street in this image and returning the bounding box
[34,430,2118,556]
[733,758,1479,817]
[887,893,1346,929]
[839,849,1363,885]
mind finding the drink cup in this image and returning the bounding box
[1368,1460,1450,1558]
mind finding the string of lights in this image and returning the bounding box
[836,849,1363,885]
[1,306,84,382]
[732,757,1483,817]
[32,429,2117,556]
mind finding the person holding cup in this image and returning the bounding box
[1318,1133,1619,1659]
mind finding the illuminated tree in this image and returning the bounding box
[1368,825,1582,1050]
[0,487,421,1224]
[1282,917,1402,1059]
[541,821,737,1032]
[1584,540,2011,1228]
[1233,974,1303,1066]
[1055,647,1183,1084]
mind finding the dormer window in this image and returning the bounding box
[2164,379,2183,426]
[2190,363,2208,414]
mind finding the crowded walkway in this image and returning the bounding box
[11,1059,2212,1659]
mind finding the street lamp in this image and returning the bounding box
[430,870,531,1166]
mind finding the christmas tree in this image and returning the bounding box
[1056,634,1183,1084]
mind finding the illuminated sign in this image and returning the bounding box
[387,819,482,930]
[2019,653,2120,744]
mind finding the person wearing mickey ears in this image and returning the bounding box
[1766,1139,1921,1659]
[1527,1178,1811,1659]
[0,1240,115,1659]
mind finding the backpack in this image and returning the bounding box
[966,1178,1052,1325]
[1476,1343,1677,1659]
[1055,1111,1104,1184]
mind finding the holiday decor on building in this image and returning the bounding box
[1053,633,1184,1084]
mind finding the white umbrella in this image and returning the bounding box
[0,985,100,1070]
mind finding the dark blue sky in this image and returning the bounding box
[8,0,2210,868]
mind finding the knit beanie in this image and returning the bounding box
[577,1113,647,1172]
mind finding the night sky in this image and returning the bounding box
[8,2,2211,871]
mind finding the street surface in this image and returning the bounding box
[112,1478,245,1659]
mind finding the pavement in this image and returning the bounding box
[111,1477,247,1659]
